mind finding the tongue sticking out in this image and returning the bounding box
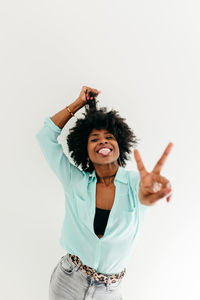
[98,148,111,155]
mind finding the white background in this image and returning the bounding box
[1,0,200,299]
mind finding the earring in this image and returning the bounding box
[118,158,122,167]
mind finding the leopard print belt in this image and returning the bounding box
[69,253,126,284]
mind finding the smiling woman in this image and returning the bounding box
[35,86,150,300]
[87,128,120,176]
[88,130,115,157]
[66,94,139,176]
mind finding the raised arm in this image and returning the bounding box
[35,86,101,190]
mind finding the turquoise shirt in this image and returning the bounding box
[36,116,149,274]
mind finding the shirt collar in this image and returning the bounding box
[88,166,128,184]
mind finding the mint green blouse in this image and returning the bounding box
[35,116,149,275]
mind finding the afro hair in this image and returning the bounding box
[66,98,139,173]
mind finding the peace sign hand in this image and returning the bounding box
[133,143,173,205]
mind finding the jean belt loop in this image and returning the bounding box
[73,260,81,271]
[106,275,111,291]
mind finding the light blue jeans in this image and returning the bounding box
[49,253,124,300]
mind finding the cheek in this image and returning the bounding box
[87,144,95,156]
[115,143,120,152]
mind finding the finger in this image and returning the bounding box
[152,142,173,175]
[151,174,171,192]
[83,86,90,95]
[166,194,172,202]
[83,87,89,99]
[152,174,170,182]
[133,149,148,178]
[152,182,171,193]
[152,182,163,193]
[88,89,98,99]
[82,86,88,92]
[142,174,171,194]
[92,90,100,97]
[93,89,101,94]
[146,188,172,204]
[87,89,93,99]
[89,88,98,93]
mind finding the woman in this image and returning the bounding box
[36,86,173,300]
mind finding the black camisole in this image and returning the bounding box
[93,207,111,236]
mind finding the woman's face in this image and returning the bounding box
[87,128,120,167]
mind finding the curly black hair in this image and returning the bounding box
[66,98,139,173]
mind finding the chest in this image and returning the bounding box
[95,183,116,210]
[73,180,136,240]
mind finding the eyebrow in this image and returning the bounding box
[89,132,111,137]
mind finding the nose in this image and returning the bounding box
[99,140,108,144]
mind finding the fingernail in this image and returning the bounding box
[167,195,172,202]
[153,182,162,192]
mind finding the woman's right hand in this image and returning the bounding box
[78,86,101,105]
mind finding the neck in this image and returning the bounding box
[98,174,115,179]
[95,163,119,185]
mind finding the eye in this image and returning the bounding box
[91,136,113,142]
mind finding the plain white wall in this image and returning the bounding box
[1,0,200,299]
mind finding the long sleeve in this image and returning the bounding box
[35,116,83,190]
